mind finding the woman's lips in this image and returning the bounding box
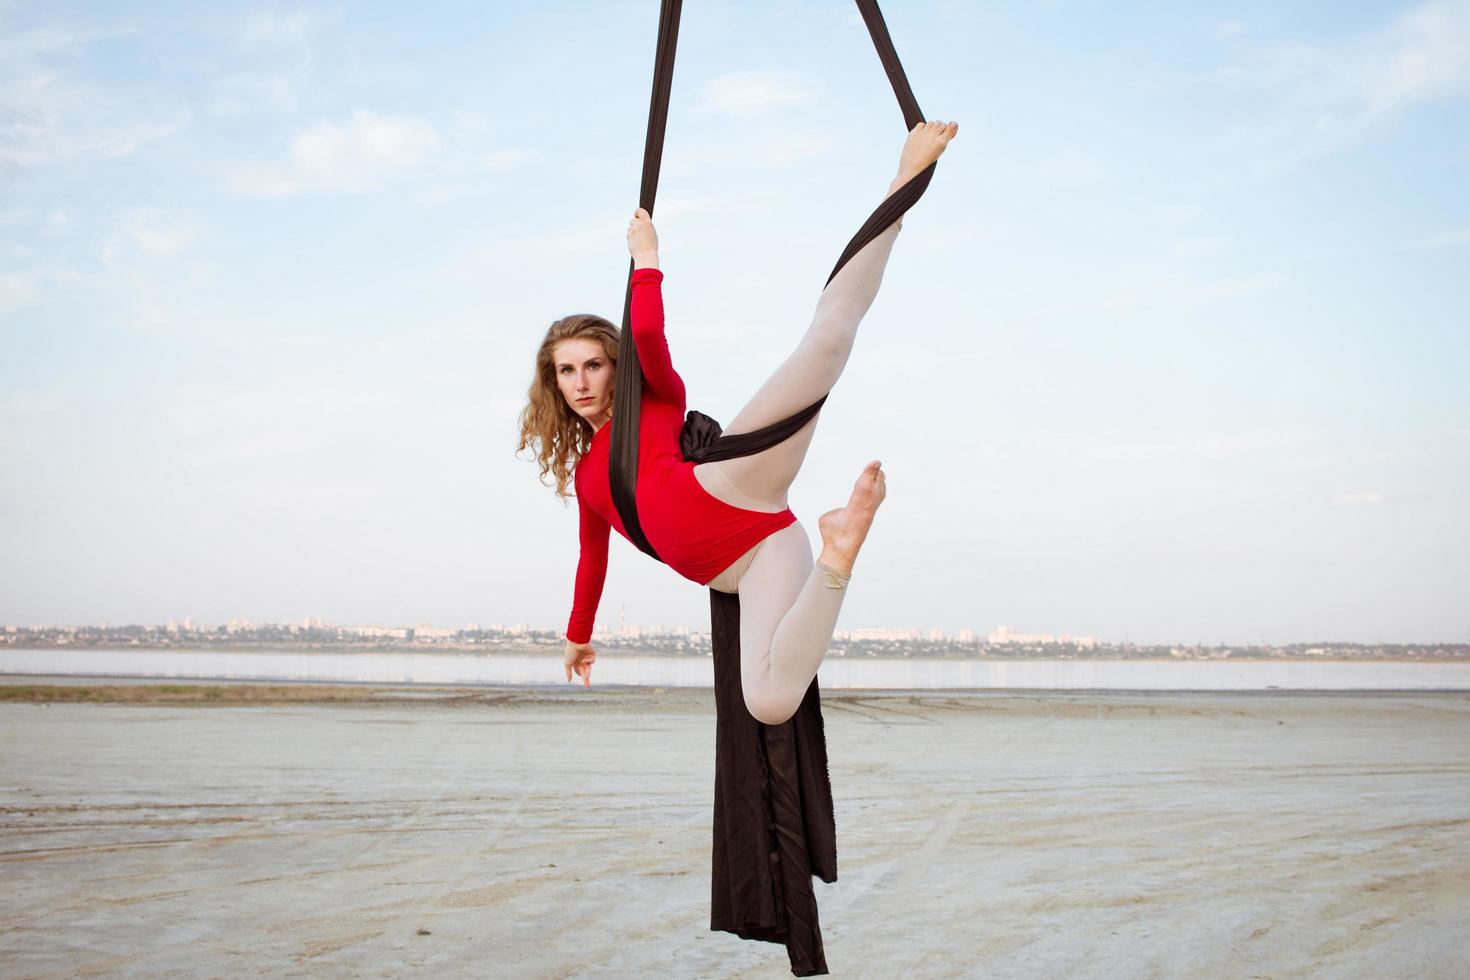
[576,397,593,403]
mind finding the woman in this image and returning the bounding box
[518,120,958,726]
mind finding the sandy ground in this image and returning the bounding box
[1,686,1467,979]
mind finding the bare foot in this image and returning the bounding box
[816,460,888,576]
[891,120,958,190]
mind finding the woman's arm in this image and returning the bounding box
[629,268,686,405]
[565,492,610,645]
[626,209,685,405]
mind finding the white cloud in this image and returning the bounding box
[663,131,832,176]
[130,215,201,257]
[211,64,309,115]
[0,271,39,311]
[133,224,198,256]
[1354,0,1470,120]
[0,23,189,171]
[209,6,320,115]
[98,208,203,266]
[0,266,79,311]
[1215,0,1470,169]
[239,8,313,47]
[694,69,820,115]
[228,110,441,197]
[1406,227,1470,249]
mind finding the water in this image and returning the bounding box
[3,648,1468,690]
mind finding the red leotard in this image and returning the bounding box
[565,267,798,643]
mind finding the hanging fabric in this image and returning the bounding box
[607,2,935,974]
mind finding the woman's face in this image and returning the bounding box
[552,337,614,427]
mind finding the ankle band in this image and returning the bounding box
[815,561,851,590]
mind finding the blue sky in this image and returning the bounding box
[2,1,1467,644]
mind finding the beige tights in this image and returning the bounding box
[695,217,902,725]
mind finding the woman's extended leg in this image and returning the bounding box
[692,119,957,513]
[692,217,903,513]
[728,462,887,727]
[699,121,954,725]
[734,521,848,726]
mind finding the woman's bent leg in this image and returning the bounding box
[693,217,903,512]
[735,521,852,726]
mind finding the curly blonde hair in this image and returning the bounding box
[516,313,620,499]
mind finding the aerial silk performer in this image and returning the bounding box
[515,2,953,974]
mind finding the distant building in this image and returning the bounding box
[989,625,1097,648]
[988,625,1053,644]
[850,627,922,641]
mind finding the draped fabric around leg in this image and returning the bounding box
[710,586,837,977]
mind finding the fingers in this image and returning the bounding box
[567,656,595,686]
[627,207,655,238]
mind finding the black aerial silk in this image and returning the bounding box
[608,2,935,974]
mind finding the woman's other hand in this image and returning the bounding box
[564,639,597,687]
[627,207,659,268]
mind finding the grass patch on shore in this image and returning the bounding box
[0,684,389,704]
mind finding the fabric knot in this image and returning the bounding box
[680,409,724,462]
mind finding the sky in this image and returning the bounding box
[1,1,1467,645]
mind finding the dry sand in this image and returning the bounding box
[1,685,1467,978]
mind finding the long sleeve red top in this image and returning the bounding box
[565,267,797,644]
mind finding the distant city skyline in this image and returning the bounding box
[2,2,1467,645]
[9,617,1467,650]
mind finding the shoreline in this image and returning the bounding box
[6,643,1466,662]
[2,677,1468,706]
